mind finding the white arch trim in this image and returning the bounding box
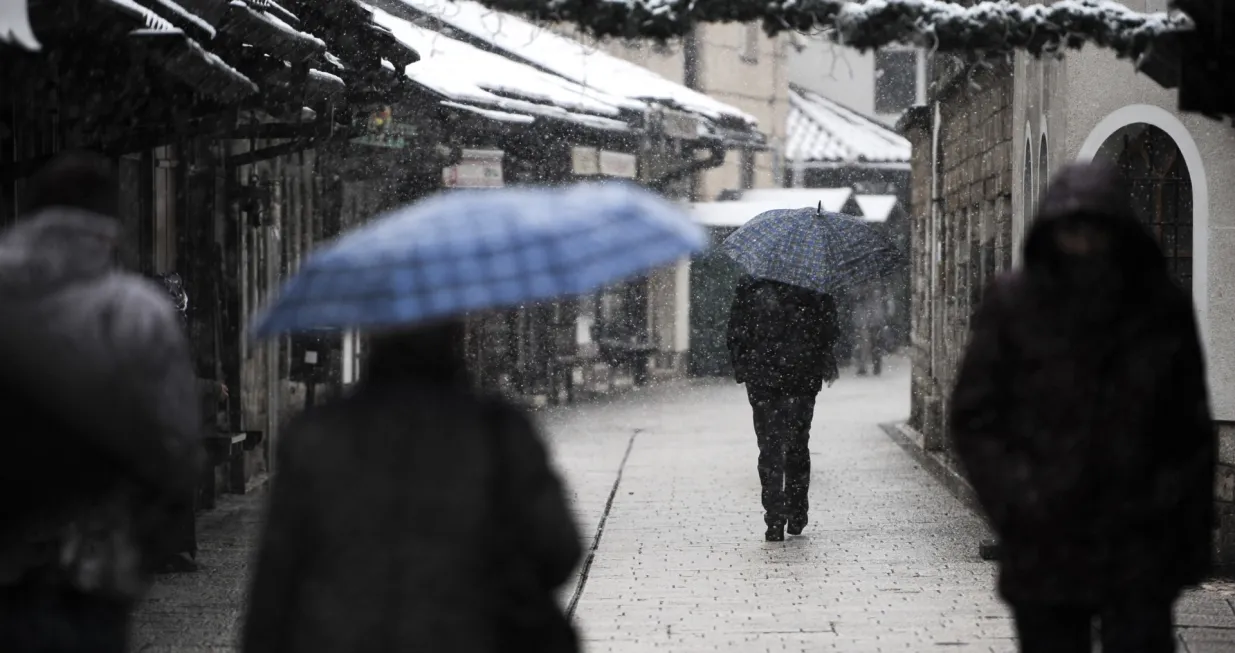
[1077,104,1210,348]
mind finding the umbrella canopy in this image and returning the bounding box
[720,205,904,295]
[251,182,705,337]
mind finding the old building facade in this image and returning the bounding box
[900,55,1015,454]
[581,23,790,200]
[904,0,1235,565]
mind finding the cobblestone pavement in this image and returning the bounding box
[131,357,1235,651]
[130,493,262,652]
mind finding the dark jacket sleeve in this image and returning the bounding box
[726,285,752,384]
[815,296,840,385]
[499,407,583,590]
[1147,300,1215,570]
[242,426,314,653]
[949,279,1024,532]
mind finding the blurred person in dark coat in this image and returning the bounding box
[242,319,582,653]
[151,272,228,574]
[0,151,202,652]
[727,276,840,542]
[851,281,888,376]
[950,161,1214,653]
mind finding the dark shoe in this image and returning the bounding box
[156,553,200,574]
[765,523,785,542]
[787,514,807,535]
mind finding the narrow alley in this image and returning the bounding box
[131,359,1235,652]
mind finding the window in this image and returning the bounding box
[741,23,759,63]
[1038,134,1049,201]
[875,49,918,115]
[1095,123,1194,292]
[1023,140,1034,223]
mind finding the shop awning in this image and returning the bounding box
[216,0,326,62]
[738,188,856,213]
[690,201,792,229]
[129,28,258,102]
[692,188,866,228]
[853,195,900,224]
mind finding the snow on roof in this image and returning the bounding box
[230,0,326,50]
[441,101,536,124]
[153,0,217,39]
[786,85,911,165]
[109,0,178,32]
[1,0,40,50]
[392,0,758,127]
[367,5,632,132]
[854,195,899,223]
[738,187,853,213]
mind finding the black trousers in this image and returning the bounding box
[0,584,130,653]
[1011,594,1178,653]
[746,388,817,526]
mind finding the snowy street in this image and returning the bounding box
[131,358,1235,652]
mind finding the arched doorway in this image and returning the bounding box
[1092,123,1194,292]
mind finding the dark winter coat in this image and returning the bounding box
[0,208,203,598]
[727,276,840,398]
[242,379,582,653]
[950,162,1215,606]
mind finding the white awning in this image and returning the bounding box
[737,188,853,212]
[691,200,827,228]
[854,195,900,223]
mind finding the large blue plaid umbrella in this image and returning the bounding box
[251,182,705,337]
[721,206,904,294]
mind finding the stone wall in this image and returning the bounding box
[1216,425,1235,567]
[904,57,1015,451]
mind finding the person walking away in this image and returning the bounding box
[726,276,840,542]
[0,151,203,652]
[152,272,228,574]
[950,161,1214,653]
[852,282,887,376]
[242,319,582,653]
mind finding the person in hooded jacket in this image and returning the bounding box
[0,151,202,652]
[150,272,229,574]
[950,161,1214,653]
[241,319,582,653]
[727,276,840,542]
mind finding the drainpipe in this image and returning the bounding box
[924,100,944,451]
[683,26,701,200]
[683,26,700,90]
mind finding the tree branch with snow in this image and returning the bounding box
[469,0,1192,61]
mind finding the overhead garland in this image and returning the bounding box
[466,0,1192,61]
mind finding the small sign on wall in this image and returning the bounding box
[571,147,637,179]
[443,149,504,188]
[571,146,600,176]
[599,151,637,179]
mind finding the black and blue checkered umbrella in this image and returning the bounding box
[721,205,904,295]
[250,182,706,337]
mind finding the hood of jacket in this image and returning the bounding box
[0,208,120,296]
[1023,161,1167,287]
